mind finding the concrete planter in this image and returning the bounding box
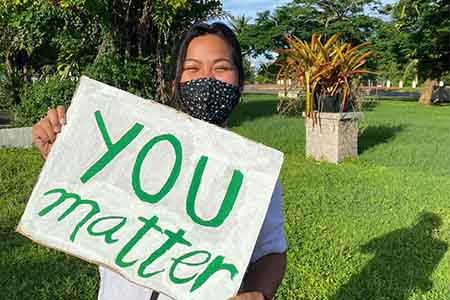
[304,112,362,163]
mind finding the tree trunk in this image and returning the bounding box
[155,35,169,104]
[137,0,152,57]
[5,56,13,79]
[418,78,436,105]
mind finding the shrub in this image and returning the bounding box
[14,76,76,127]
[0,72,23,111]
[83,50,156,100]
[13,51,157,127]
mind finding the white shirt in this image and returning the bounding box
[97,179,287,300]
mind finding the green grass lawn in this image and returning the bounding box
[1,94,450,299]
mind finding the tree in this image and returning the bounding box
[0,0,103,106]
[255,62,280,84]
[292,0,380,39]
[234,0,382,60]
[78,0,223,103]
[229,14,251,35]
[391,0,450,104]
[0,0,223,118]
[110,0,223,103]
[368,17,415,85]
[238,5,318,58]
[229,14,252,56]
[243,58,256,84]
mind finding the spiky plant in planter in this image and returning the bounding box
[275,33,374,163]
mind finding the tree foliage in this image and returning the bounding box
[391,0,449,79]
[0,0,223,124]
[235,0,381,60]
[388,0,449,104]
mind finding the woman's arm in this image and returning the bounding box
[237,251,287,300]
[229,178,287,300]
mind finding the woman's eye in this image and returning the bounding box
[216,66,231,71]
[183,66,198,71]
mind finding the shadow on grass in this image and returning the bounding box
[332,212,448,300]
[0,230,26,253]
[228,99,279,127]
[358,124,404,154]
[0,213,30,254]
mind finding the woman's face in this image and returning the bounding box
[180,34,239,87]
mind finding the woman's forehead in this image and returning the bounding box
[185,34,233,62]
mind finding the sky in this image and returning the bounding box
[222,0,292,20]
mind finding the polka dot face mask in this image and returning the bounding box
[178,77,241,125]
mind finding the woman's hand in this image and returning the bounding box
[227,291,265,300]
[31,105,66,160]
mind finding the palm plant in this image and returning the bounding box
[275,33,374,118]
[229,14,251,34]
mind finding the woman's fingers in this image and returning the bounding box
[32,123,51,159]
[33,135,52,159]
[33,138,45,159]
[39,118,56,143]
[31,105,67,160]
[56,105,66,126]
[47,108,61,133]
[32,121,50,145]
[43,143,53,160]
[227,292,265,300]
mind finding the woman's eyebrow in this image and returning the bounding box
[213,58,232,64]
[184,58,232,64]
[184,58,201,64]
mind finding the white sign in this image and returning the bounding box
[17,76,284,300]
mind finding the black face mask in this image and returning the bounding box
[177,77,241,125]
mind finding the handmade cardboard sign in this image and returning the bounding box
[17,76,284,300]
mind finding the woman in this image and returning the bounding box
[32,22,287,300]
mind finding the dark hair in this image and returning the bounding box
[171,22,244,106]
